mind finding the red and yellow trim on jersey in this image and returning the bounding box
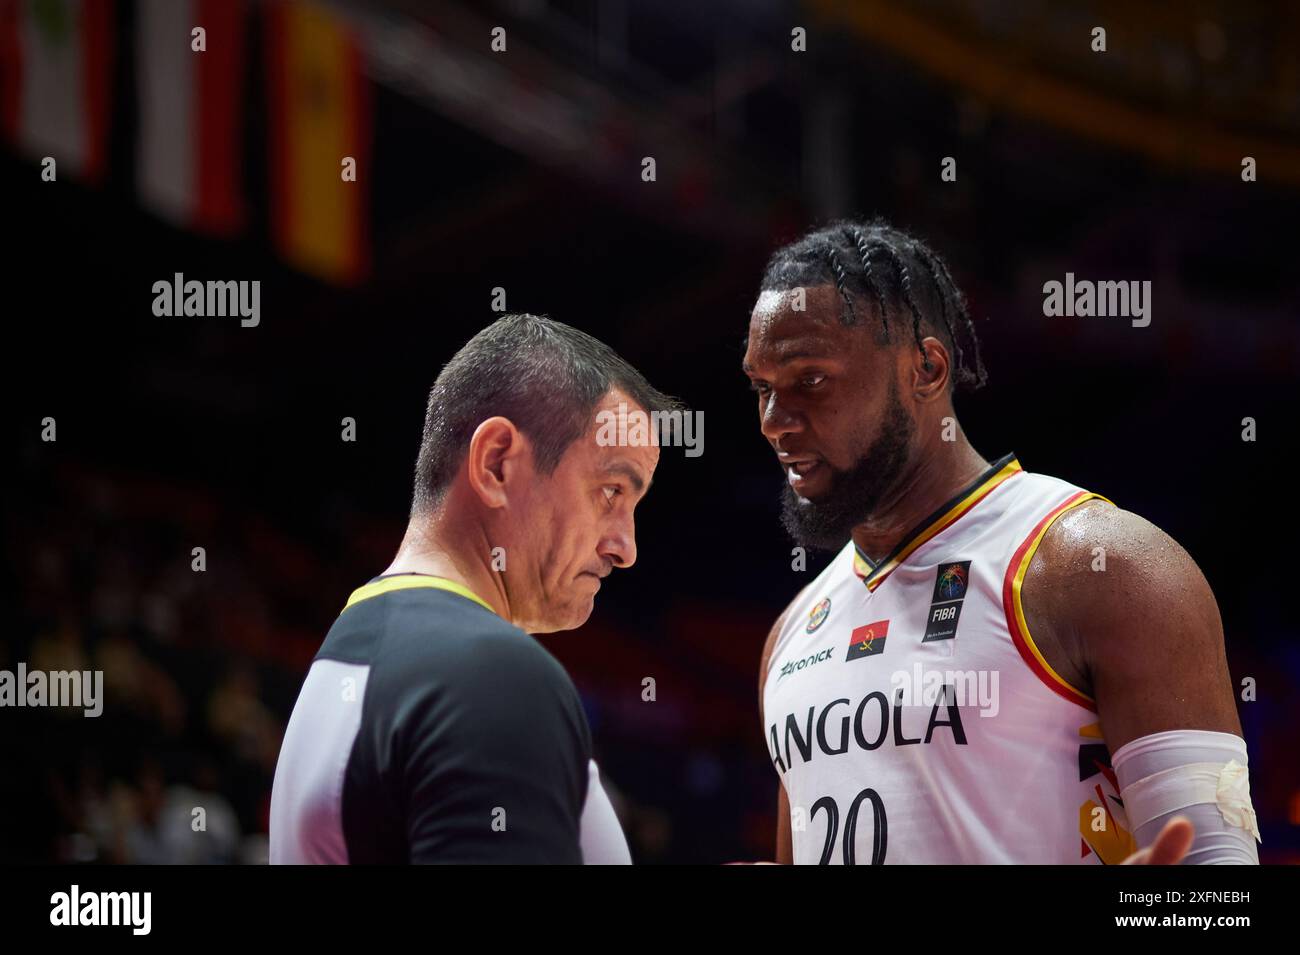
[853,454,1024,592]
[342,575,495,614]
[1003,490,1114,711]
[852,547,875,580]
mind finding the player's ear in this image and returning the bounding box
[911,335,950,402]
[465,416,530,509]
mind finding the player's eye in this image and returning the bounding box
[749,380,771,396]
[602,485,622,505]
[801,374,826,389]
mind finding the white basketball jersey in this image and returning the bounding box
[761,454,1138,864]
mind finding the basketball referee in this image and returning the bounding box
[270,314,675,864]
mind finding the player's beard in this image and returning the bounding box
[780,380,914,552]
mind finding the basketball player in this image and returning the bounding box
[271,314,672,863]
[744,220,1260,864]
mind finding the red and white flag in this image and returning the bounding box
[135,0,246,234]
[0,0,114,182]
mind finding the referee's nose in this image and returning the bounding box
[599,516,637,570]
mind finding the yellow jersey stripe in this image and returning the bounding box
[864,456,1023,592]
[1007,492,1115,706]
[343,575,495,615]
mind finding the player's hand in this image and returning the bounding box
[1120,816,1194,865]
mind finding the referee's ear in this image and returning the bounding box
[465,415,532,509]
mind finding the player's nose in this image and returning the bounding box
[758,392,803,443]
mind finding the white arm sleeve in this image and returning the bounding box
[579,760,632,865]
[1112,729,1260,865]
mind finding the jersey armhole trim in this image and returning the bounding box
[1003,490,1114,712]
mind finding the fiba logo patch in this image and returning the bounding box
[846,619,889,660]
[924,560,971,642]
[806,597,831,633]
[935,563,968,600]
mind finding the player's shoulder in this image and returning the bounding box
[1017,495,1221,696]
[1029,498,1215,618]
[759,592,802,712]
[1038,498,1196,571]
[759,544,850,695]
[761,569,817,660]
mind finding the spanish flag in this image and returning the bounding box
[264,0,370,285]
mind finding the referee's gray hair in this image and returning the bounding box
[412,314,680,512]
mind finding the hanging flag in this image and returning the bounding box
[0,0,114,183]
[264,0,370,285]
[0,4,19,138]
[136,0,247,235]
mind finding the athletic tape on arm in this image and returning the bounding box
[1112,729,1260,865]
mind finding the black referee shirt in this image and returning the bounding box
[270,575,592,863]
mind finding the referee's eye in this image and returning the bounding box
[602,485,622,506]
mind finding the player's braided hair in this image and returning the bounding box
[759,218,988,392]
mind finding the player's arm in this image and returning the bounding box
[1023,501,1259,863]
[759,596,801,865]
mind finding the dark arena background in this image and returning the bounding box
[2,0,1299,877]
